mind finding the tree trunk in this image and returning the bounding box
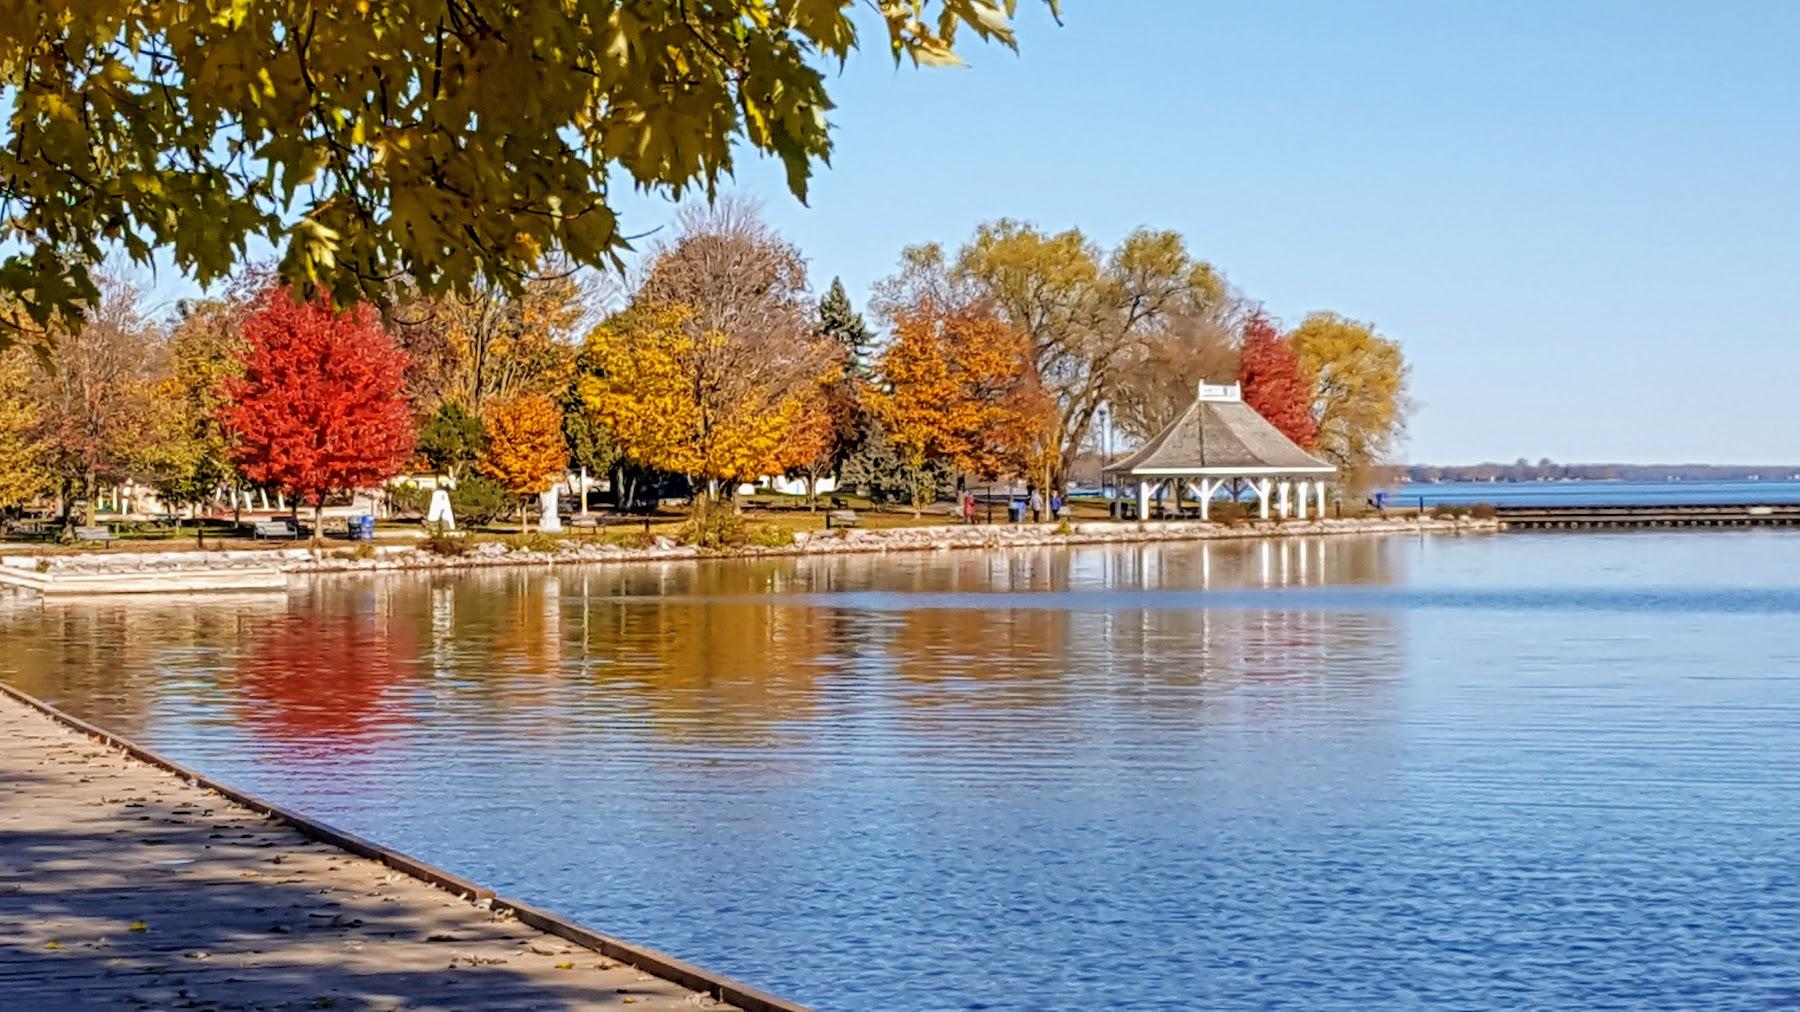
[311,502,324,550]
[58,479,75,540]
[194,503,206,548]
[807,469,819,511]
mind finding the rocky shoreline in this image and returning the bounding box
[0,516,1496,591]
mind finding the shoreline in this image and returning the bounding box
[0,516,1498,593]
[0,679,801,1011]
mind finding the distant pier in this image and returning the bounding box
[1496,503,1800,530]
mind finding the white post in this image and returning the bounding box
[1198,479,1213,520]
[1278,481,1291,519]
[260,488,270,510]
[1137,480,1152,521]
[1256,478,1272,520]
[578,466,590,517]
[1317,481,1328,518]
[538,487,563,532]
[426,488,456,531]
[1296,480,1309,520]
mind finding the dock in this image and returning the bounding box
[0,683,800,1011]
[1495,503,1800,530]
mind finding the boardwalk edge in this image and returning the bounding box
[0,679,808,1012]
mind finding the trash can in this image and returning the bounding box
[1007,499,1024,524]
[353,514,375,541]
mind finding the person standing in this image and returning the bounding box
[963,491,977,524]
[1050,491,1064,520]
[1029,487,1044,523]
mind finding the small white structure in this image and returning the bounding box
[538,488,563,532]
[1102,382,1336,520]
[426,488,456,530]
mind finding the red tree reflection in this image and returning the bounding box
[234,608,420,757]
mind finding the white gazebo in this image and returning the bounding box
[1103,382,1337,521]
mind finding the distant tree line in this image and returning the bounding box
[1406,460,1800,483]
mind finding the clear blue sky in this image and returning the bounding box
[608,1,1799,465]
[140,2,1796,465]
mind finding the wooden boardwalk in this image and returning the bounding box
[0,689,773,1010]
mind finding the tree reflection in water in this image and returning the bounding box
[0,538,1404,757]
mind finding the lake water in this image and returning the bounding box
[1391,477,1800,507]
[6,532,1800,1008]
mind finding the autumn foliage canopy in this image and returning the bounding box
[222,289,414,509]
[1236,313,1319,450]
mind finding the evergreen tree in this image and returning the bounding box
[818,277,873,379]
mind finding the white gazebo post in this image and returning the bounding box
[1137,480,1153,521]
[1277,481,1291,519]
[1317,481,1328,518]
[1255,478,1272,520]
[1197,479,1213,521]
[578,466,590,517]
[1296,480,1310,520]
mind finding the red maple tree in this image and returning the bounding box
[1237,313,1319,448]
[222,288,415,537]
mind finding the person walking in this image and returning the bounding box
[962,491,977,525]
[1050,491,1064,520]
[1029,487,1044,523]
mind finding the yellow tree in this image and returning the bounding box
[1288,311,1411,492]
[868,304,1043,515]
[0,349,50,508]
[478,394,568,532]
[579,304,811,513]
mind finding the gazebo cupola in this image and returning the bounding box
[1102,382,1336,520]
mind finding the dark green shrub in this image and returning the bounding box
[449,474,512,528]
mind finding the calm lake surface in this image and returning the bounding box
[7,532,1800,1008]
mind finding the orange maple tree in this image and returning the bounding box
[478,393,568,530]
[868,303,1046,515]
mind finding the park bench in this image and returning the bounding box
[252,520,298,540]
[826,509,860,529]
[73,525,115,543]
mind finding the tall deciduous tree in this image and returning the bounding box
[877,220,1228,489]
[868,303,1045,515]
[134,296,249,543]
[0,349,49,508]
[579,303,813,504]
[0,2,1052,345]
[1237,313,1319,448]
[582,202,832,510]
[1288,311,1411,492]
[395,270,590,415]
[30,276,161,535]
[222,289,415,542]
[478,394,568,532]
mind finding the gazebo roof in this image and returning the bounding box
[1103,383,1336,477]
